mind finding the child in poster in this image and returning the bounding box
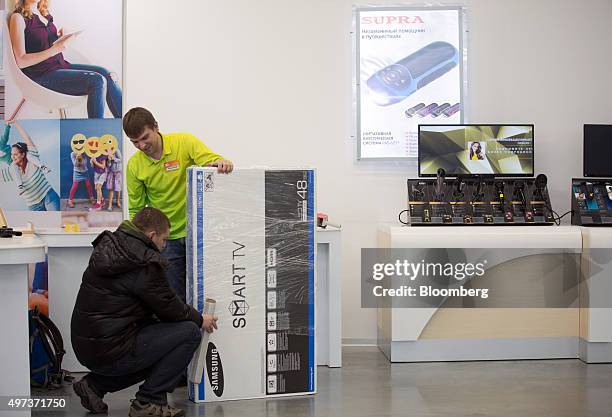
[90,153,107,211]
[67,133,94,208]
[104,134,122,211]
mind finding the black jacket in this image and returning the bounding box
[71,221,202,368]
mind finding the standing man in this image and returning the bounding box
[123,107,233,302]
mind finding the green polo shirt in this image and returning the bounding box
[126,132,222,239]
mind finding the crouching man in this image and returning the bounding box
[70,207,217,417]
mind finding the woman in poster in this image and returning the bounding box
[470,141,485,161]
[9,0,122,118]
[0,120,60,211]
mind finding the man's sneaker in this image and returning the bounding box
[161,404,186,417]
[129,400,185,417]
[73,377,108,414]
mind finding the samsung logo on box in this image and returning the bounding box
[206,343,224,397]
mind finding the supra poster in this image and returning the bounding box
[356,7,464,159]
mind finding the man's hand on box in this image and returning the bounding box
[212,159,233,174]
[202,314,218,333]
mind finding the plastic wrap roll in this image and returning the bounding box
[189,298,216,384]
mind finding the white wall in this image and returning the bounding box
[125,0,612,343]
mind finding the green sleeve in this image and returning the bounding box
[127,160,146,220]
[188,133,223,166]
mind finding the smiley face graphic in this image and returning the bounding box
[71,133,87,155]
[101,134,118,156]
[84,136,102,158]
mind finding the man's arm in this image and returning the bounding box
[126,160,146,220]
[133,264,203,327]
[187,133,233,173]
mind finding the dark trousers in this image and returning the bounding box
[162,238,187,302]
[86,321,201,405]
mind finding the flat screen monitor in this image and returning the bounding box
[584,124,612,177]
[418,124,534,177]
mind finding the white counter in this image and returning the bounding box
[316,226,342,367]
[37,227,343,371]
[579,227,612,362]
[0,235,46,417]
[37,229,102,372]
[377,225,583,362]
[379,224,583,248]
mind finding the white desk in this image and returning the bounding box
[0,235,46,417]
[316,227,342,367]
[579,227,612,363]
[377,225,583,362]
[37,229,103,372]
[38,227,344,371]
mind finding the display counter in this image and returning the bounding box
[37,228,103,372]
[316,226,342,367]
[579,227,612,362]
[0,235,46,417]
[37,227,342,371]
[377,225,583,362]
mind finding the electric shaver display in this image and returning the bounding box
[571,179,612,226]
[419,125,534,177]
[407,174,555,225]
[366,41,459,106]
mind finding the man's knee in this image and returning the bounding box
[177,321,201,345]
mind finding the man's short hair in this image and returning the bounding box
[133,207,170,235]
[123,107,157,138]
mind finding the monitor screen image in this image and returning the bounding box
[418,124,534,177]
[584,124,612,177]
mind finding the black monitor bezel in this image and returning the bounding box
[583,124,612,177]
[418,124,535,178]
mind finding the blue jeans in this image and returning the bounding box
[161,238,187,302]
[28,188,60,211]
[33,64,122,118]
[85,321,201,405]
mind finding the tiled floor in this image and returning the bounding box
[32,346,612,417]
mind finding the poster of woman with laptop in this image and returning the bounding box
[3,0,123,119]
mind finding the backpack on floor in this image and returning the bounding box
[29,307,69,388]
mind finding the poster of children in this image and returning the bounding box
[59,118,122,228]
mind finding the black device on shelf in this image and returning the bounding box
[571,178,612,226]
[584,124,612,177]
[418,124,534,178]
[0,226,23,238]
[407,174,555,225]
